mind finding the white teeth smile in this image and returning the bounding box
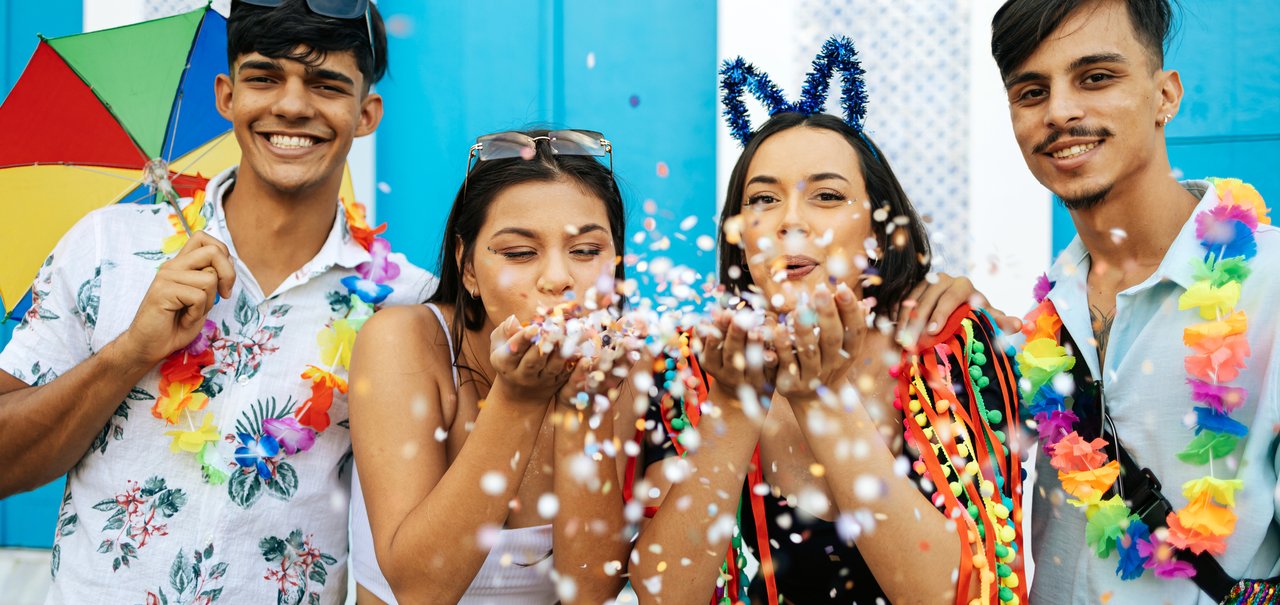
[1051,142,1098,159]
[268,134,316,149]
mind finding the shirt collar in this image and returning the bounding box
[1157,179,1216,290]
[1045,179,1218,296]
[201,166,371,272]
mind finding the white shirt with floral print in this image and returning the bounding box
[0,167,435,605]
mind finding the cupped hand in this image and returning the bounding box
[490,315,578,404]
[773,282,867,400]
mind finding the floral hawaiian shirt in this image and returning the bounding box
[0,167,435,605]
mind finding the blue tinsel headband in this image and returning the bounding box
[720,36,870,146]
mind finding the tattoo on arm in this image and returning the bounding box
[1090,304,1115,367]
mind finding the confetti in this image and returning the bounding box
[480,471,506,495]
[855,475,887,502]
[537,493,560,519]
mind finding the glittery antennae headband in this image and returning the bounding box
[719,36,870,145]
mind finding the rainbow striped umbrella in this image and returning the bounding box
[0,5,358,318]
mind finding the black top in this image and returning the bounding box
[738,485,887,603]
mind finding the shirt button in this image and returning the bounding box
[237,375,249,385]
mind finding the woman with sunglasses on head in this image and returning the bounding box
[631,40,1028,605]
[348,129,638,604]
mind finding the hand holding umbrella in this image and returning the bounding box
[116,231,236,366]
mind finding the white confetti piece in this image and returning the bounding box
[480,471,507,496]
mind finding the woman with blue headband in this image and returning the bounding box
[631,38,1028,605]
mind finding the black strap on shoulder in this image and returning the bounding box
[1060,332,1237,601]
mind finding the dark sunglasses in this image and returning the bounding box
[464,130,614,197]
[237,0,376,64]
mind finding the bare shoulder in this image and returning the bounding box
[349,305,459,425]
[354,305,454,371]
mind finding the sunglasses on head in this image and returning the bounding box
[237,0,376,64]
[464,130,614,198]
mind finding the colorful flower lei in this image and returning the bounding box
[1016,178,1268,580]
[152,192,397,485]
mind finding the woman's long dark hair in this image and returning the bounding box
[428,130,627,376]
[717,112,931,317]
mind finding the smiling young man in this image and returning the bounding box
[0,1,433,602]
[992,0,1280,602]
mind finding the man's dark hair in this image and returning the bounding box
[991,0,1178,78]
[227,0,388,88]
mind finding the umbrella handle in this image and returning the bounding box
[145,157,194,237]
[160,187,195,237]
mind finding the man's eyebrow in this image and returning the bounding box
[1003,53,1129,89]
[307,67,356,87]
[1069,52,1127,71]
[238,59,284,73]
[1004,69,1046,90]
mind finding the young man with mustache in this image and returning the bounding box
[993,0,1280,602]
[0,1,432,602]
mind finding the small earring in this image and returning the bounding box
[1163,114,1172,126]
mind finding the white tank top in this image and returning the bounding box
[349,303,556,604]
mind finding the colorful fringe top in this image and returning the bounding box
[895,305,1028,604]
[628,306,1026,604]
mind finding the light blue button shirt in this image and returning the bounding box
[1029,180,1280,604]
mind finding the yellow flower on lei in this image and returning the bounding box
[317,318,357,370]
[161,189,209,253]
[1016,336,1076,393]
[1210,177,1270,225]
[1182,476,1245,507]
[164,412,220,453]
[1067,489,1109,518]
[1178,280,1241,321]
[152,380,210,424]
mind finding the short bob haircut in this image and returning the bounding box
[718,112,931,318]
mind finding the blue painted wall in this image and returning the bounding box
[1050,0,1280,257]
[0,0,81,548]
[374,0,719,283]
[1168,1,1280,198]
